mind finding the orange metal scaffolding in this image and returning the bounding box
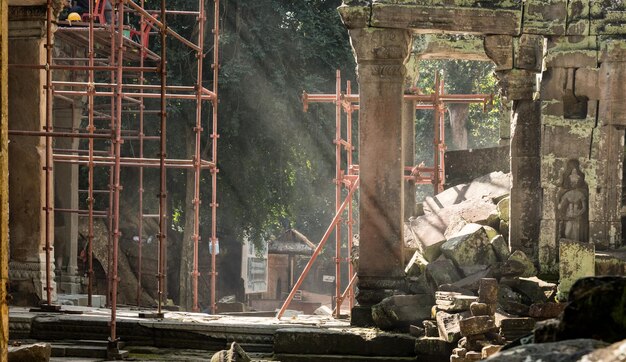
[8,0,221,353]
[277,70,492,319]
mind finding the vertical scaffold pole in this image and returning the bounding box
[192,0,206,313]
[87,0,95,307]
[209,0,220,315]
[44,0,54,306]
[157,0,168,316]
[110,0,126,343]
[334,70,342,317]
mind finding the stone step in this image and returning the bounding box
[274,354,417,362]
[274,327,417,358]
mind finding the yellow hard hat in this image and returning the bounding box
[67,12,81,22]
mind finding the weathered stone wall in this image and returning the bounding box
[340,0,626,296]
[8,4,57,305]
[1,0,9,359]
[444,146,510,188]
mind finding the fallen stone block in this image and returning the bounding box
[210,342,250,362]
[482,344,502,358]
[504,250,536,277]
[528,302,565,319]
[558,239,595,300]
[423,172,510,213]
[452,347,467,357]
[371,294,433,330]
[452,268,491,292]
[459,264,490,278]
[497,196,509,222]
[557,276,626,343]
[478,278,498,305]
[435,291,477,312]
[595,250,626,276]
[8,343,51,362]
[464,351,482,360]
[485,338,608,362]
[426,259,462,289]
[409,324,425,338]
[469,302,491,317]
[407,213,447,261]
[404,249,429,277]
[501,276,556,304]
[436,311,470,343]
[579,338,626,362]
[459,316,496,337]
[414,337,455,361]
[490,234,510,262]
[499,317,536,341]
[441,223,498,268]
[423,319,439,337]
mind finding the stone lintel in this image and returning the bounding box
[413,34,489,61]
[369,4,521,36]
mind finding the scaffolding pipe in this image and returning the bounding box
[109,0,126,342]
[345,80,355,311]
[87,0,96,307]
[334,70,342,318]
[191,0,206,313]
[209,0,220,315]
[43,0,54,307]
[136,0,146,308]
[276,178,359,319]
[156,0,168,316]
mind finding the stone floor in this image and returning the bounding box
[9,306,416,361]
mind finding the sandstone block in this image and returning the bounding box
[423,319,439,338]
[484,35,513,70]
[491,235,510,262]
[8,343,51,362]
[528,302,566,319]
[478,278,499,305]
[436,311,469,343]
[557,239,595,300]
[371,294,433,330]
[441,224,498,269]
[425,259,462,289]
[469,302,491,317]
[435,292,478,313]
[482,344,503,358]
[557,276,626,343]
[459,316,496,337]
[505,250,537,277]
[496,196,509,222]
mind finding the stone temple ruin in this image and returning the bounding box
[2,0,626,361]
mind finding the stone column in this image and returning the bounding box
[1,0,9,356]
[403,97,416,220]
[54,106,81,294]
[403,56,418,220]
[485,35,543,263]
[8,5,56,304]
[348,28,411,325]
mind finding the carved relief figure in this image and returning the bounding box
[557,160,589,242]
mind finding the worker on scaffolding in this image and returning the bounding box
[60,0,113,24]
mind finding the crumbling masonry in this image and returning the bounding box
[338,0,626,323]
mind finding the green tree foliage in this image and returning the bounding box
[216,0,355,244]
[413,59,502,199]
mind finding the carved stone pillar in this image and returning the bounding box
[403,57,418,220]
[348,28,411,324]
[8,5,56,304]
[54,106,81,294]
[485,35,543,264]
[1,0,9,356]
